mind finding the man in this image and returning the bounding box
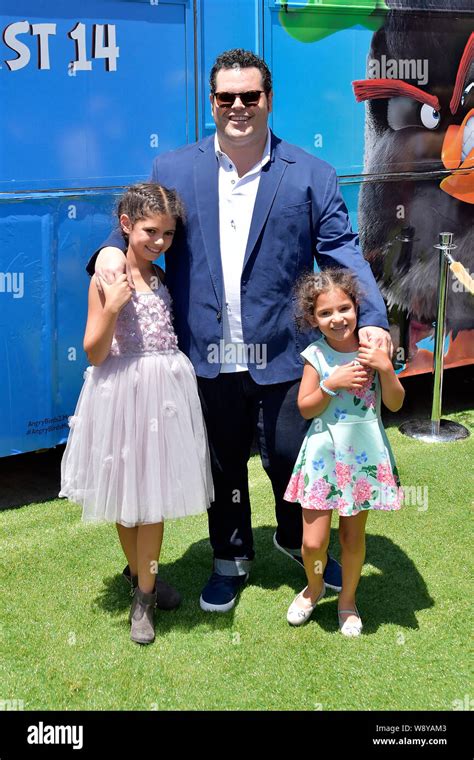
[87,49,391,613]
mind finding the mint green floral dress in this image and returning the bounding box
[284,337,402,516]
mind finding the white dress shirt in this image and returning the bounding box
[214,129,271,372]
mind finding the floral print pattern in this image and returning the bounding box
[377,462,397,486]
[284,337,402,516]
[335,462,352,488]
[110,282,178,356]
[347,369,376,410]
[352,477,373,505]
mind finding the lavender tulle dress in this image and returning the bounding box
[59,278,214,526]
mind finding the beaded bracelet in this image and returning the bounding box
[320,381,337,397]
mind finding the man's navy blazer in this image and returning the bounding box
[89,131,389,384]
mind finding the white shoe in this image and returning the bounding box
[287,583,326,626]
[338,607,363,637]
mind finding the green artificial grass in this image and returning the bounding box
[0,409,472,711]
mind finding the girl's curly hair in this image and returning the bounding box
[295,268,363,330]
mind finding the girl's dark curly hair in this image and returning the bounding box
[295,268,363,330]
[117,182,186,240]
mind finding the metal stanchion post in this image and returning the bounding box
[399,232,470,443]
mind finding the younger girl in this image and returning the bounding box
[284,268,404,636]
[60,183,213,645]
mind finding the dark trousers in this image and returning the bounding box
[197,372,310,572]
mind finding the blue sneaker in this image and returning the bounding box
[199,571,248,612]
[323,554,342,592]
[273,532,342,592]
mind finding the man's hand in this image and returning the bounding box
[99,274,132,315]
[94,246,134,293]
[358,326,393,357]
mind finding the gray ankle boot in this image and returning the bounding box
[123,566,181,610]
[129,585,157,644]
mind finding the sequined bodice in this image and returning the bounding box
[109,281,178,356]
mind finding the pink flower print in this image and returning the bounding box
[348,368,375,400]
[360,368,375,388]
[310,478,331,499]
[284,469,304,502]
[307,477,331,508]
[335,462,352,489]
[335,497,350,513]
[363,391,376,410]
[377,462,396,486]
[111,288,178,356]
[352,477,373,506]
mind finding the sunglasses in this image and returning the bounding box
[214,90,264,108]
